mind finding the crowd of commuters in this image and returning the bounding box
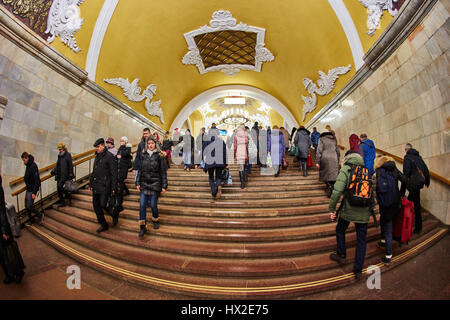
[0,121,432,284]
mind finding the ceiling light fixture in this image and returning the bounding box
[224,97,246,105]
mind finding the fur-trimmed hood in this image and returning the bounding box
[374,155,396,171]
[320,132,334,138]
[343,152,364,166]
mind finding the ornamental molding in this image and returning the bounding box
[45,0,85,52]
[301,65,351,121]
[182,10,274,76]
[360,0,398,36]
[104,78,164,124]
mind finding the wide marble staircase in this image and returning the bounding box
[28,156,448,299]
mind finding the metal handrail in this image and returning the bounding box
[10,143,138,214]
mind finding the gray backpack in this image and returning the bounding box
[5,203,21,237]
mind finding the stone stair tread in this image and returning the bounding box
[33,214,443,278]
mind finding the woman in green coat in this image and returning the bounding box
[328,151,375,280]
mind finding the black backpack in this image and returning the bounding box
[346,164,373,207]
[406,159,425,191]
[376,168,398,207]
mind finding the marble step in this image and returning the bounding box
[30,223,446,299]
[44,207,434,259]
[71,192,330,209]
[32,215,443,279]
[78,188,327,200]
[61,201,386,242]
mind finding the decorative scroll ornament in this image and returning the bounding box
[182,10,274,76]
[301,65,351,121]
[360,0,398,36]
[104,78,164,124]
[45,0,85,52]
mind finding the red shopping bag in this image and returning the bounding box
[307,153,314,167]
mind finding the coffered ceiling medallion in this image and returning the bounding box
[182,10,274,76]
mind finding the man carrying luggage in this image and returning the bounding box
[89,138,118,233]
[400,143,430,234]
[328,150,375,280]
[21,152,42,225]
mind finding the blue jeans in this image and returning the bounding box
[139,193,159,223]
[183,151,191,168]
[336,217,368,273]
[247,164,252,174]
[380,215,393,256]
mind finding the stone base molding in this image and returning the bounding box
[0,95,7,119]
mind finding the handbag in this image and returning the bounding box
[1,241,26,276]
[266,154,273,168]
[406,159,426,191]
[307,153,314,167]
[226,174,232,185]
[200,160,205,169]
[221,168,229,181]
[282,157,288,170]
[63,180,78,193]
[289,146,299,157]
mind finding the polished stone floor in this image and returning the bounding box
[0,229,449,300]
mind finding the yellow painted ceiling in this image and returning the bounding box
[48,0,395,130]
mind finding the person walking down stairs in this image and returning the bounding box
[21,152,42,226]
[136,137,168,239]
[203,128,228,198]
[294,126,312,177]
[89,138,118,233]
[234,125,249,188]
[51,142,74,208]
[181,129,194,172]
[116,137,133,212]
[316,131,340,197]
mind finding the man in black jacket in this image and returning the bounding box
[400,143,430,234]
[21,152,41,225]
[89,138,118,233]
[133,128,151,175]
[52,142,74,207]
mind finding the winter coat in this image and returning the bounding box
[90,148,118,194]
[349,134,360,153]
[358,139,376,175]
[172,131,181,146]
[133,138,146,171]
[316,132,340,182]
[202,133,227,170]
[234,129,248,164]
[268,129,285,165]
[53,151,74,183]
[279,128,290,148]
[180,135,194,154]
[311,130,321,148]
[136,150,168,195]
[329,153,375,224]
[195,133,205,164]
[0,176,12,239]
[117,145,132,181]
[24,155,40,195]
[374,156,407,221]
[400,148,430,194]
[294,128,312,159]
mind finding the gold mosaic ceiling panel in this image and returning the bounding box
[194,30,257,68]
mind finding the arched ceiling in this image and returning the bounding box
[48,0,396,130]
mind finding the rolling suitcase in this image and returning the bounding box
[5,203,20,238]
[393,197,414,245]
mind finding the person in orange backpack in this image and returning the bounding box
[328,150,375,280]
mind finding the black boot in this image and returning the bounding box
[139,224,147,239]
[239,171,245,189]
[244,170,248,182]
[96,222,108,233]
[303,162,308,177]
